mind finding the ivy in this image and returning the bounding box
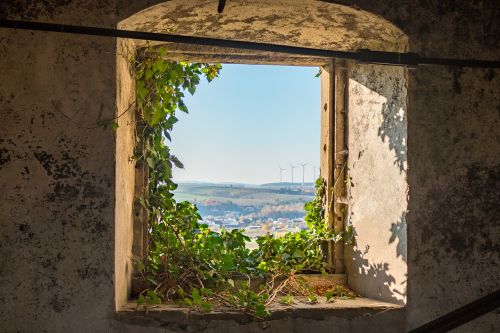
[133,46,352,319]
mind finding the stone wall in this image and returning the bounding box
[0,25,118,333]
[0,1,498,332]
[345,64,408,305]
[407,65,499,332]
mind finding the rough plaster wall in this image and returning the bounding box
[0,2,119,332]
[330,0,499,60]
[330,1,499,330]
[0,0,117,26]
[120,0,407,52]
[0,0,499,332]
[407,66,500,332]
[345,64,408,305]
[115,38,137,310]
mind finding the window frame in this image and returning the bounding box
[128,45,346,292]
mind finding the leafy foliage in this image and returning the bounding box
[306,294,318,304]
[325,285,356,301]
[279,295,294,305]
[133,47,350,319]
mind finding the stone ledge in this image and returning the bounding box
[117,297,404,330]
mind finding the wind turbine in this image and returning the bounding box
[313,164,317,182]
[290,163,298,185]
[299,162,309,188]
[279,166,286,183]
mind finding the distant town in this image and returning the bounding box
[174,181,315,247]
[203,215,308,237]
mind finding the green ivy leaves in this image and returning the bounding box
[177,287,213,312]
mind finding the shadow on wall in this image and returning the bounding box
[349,66,408,174]
[347,226,407,305]
[389,212,407,263]
[346,65,408,304]
[378,93,407,173]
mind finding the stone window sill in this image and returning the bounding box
[117,297,403,329]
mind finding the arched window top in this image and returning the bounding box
[120,0,408,53]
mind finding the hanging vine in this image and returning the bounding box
[133,46,353,319]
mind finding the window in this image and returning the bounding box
[115,0,409,318]
[170,64,320,249]
[119,43,350,306]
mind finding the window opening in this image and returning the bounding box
[114,0,410,316]
[171,64,320,249]
[131,47,354,318]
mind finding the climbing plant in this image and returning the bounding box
[133,46,352,319]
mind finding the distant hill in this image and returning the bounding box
[259,182,314,188]
[173,181,315,219]
[176,181,314,188]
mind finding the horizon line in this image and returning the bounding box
[175,180,315,186]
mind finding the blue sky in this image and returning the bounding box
[170,64,320,184]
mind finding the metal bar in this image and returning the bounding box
[0,19,499,68]
[218,0,227,13]
[408,289,500,333]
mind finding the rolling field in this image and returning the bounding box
[173,182,315,219]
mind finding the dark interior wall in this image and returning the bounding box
[0,1,498,332]
[0,1,120,332]
[408,65,499,332]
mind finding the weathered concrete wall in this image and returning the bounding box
[407,66,500,332]
[115,37,137,311]
[335,1,499,330]
[0,0,499,332]
[345,64,408,305]
[0,1,120,332]
[120,0,407,52]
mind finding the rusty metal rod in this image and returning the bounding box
[218,0,227,13]
[408,289,500,333]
